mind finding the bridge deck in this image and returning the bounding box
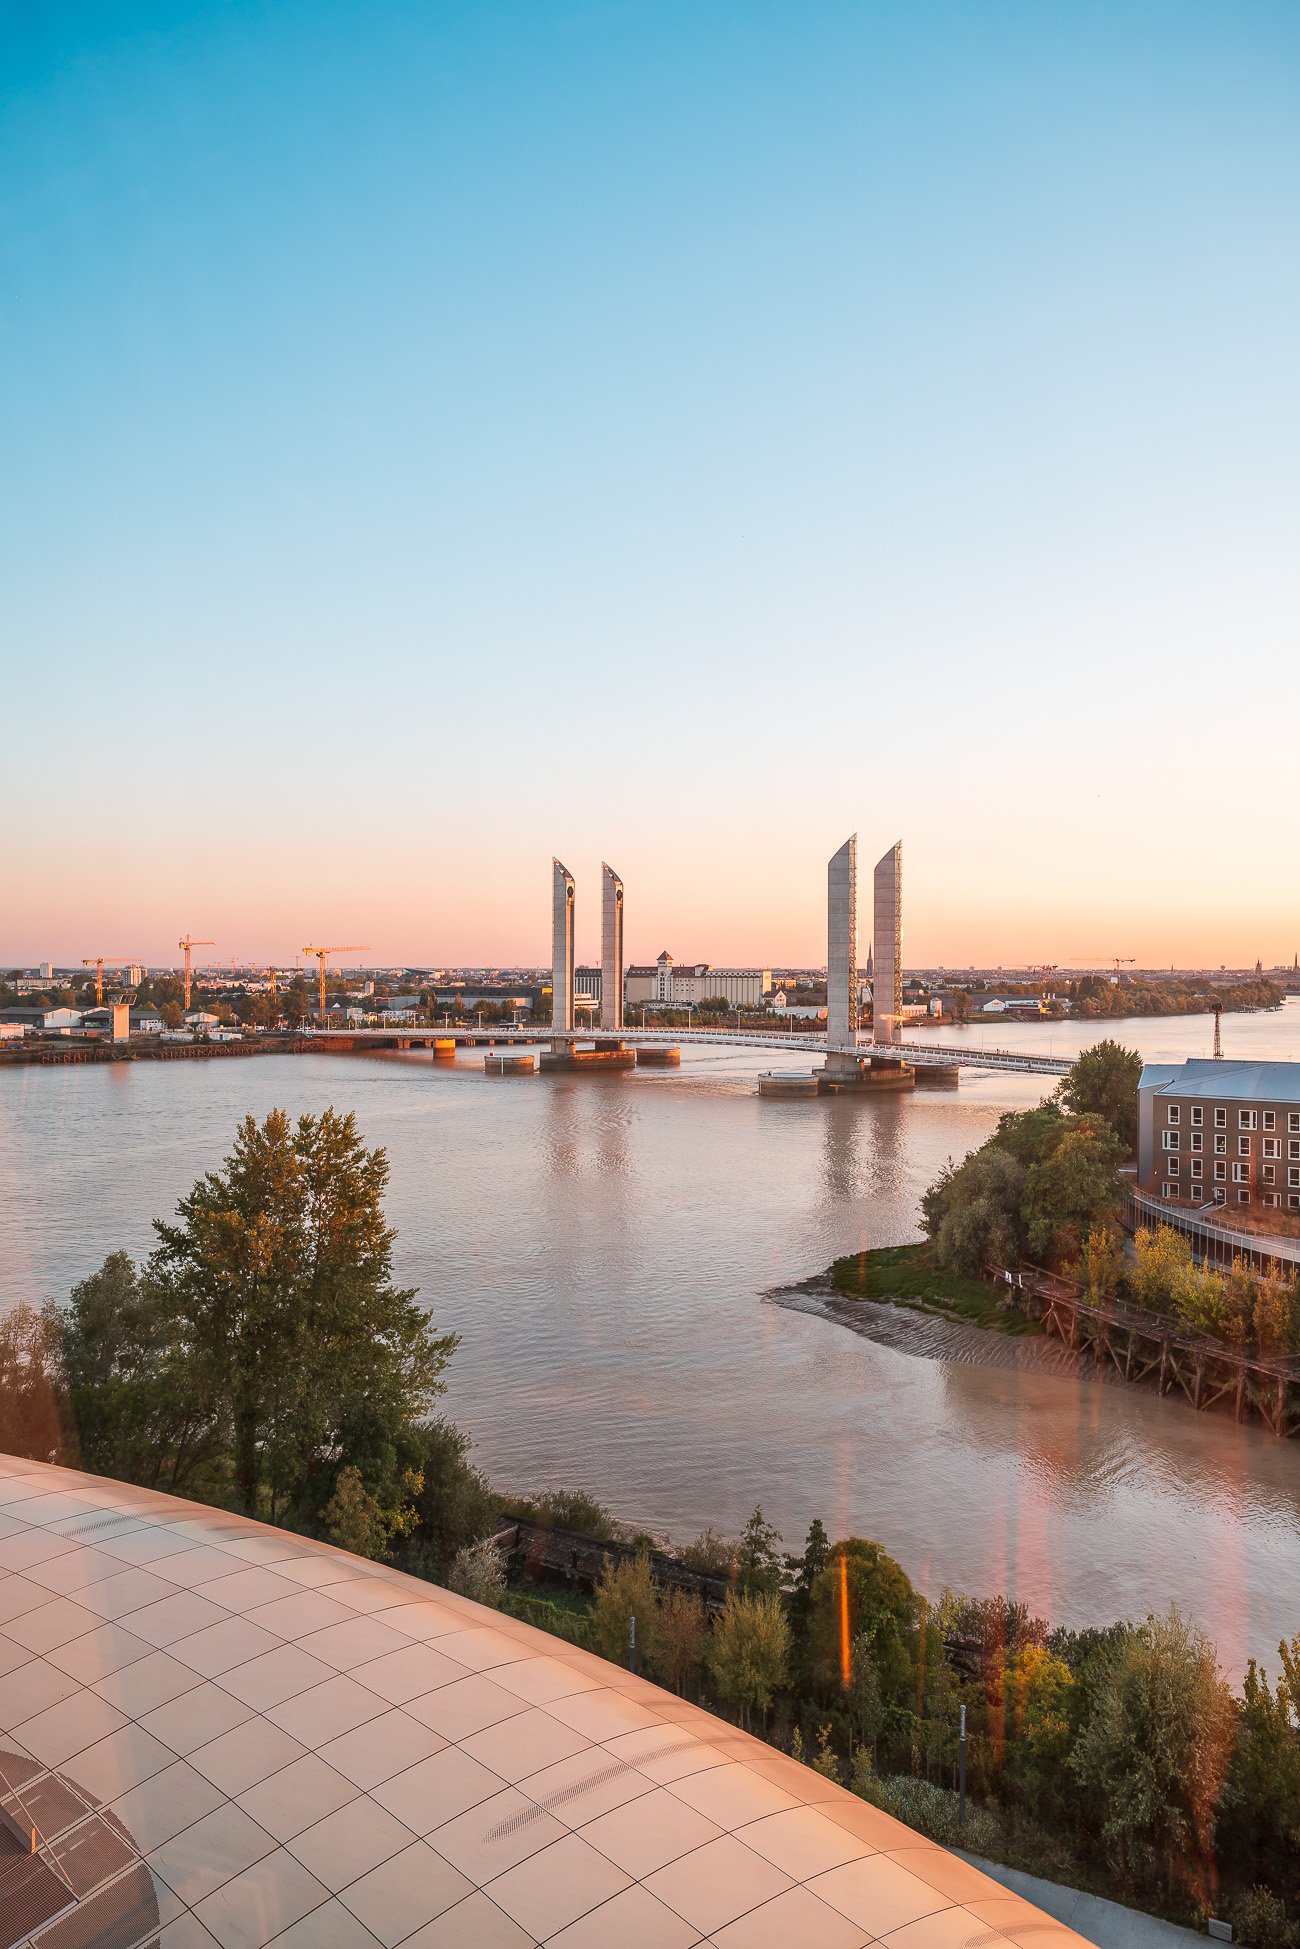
[317,1026,1072,1076]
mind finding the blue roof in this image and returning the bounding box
[1140,1057,1300,1105]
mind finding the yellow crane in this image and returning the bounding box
[178,936,215,1012]
[301,945,369,1026]
[81,956,142,1005]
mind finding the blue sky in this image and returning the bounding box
[4,1,1298,968]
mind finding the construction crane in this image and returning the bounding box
[81,957,142,1006]
[301,946,369,1026]
[1071,955,1136,981]
[178,936,215,1012]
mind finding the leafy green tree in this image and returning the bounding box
[161,1001,183,1030]
[1005,1643,1075,1811]
[505,1488,619,1539]
[448,1536,507,1609]
[591,1553,660,1671]
[1057,1041,1143,1151]
[654,1588,709,1695]
[1081,1224,1124,1301]
[402,1419,499,1575]
[151,1108,457,1522]
[735,1506,784,1596]
[924,1147,1027,1276]
[678,1527,736,1575]
[808,1539,918,1724]
[1070,1606,1235,1899]
[847,1632,885,1753]
[0,1303,69,1466]
[323,1466,390,1559]
[708,1591,790,1730]
[1129,1226,1193,1312]
[1021,1118,1122,1267]
[1218,1638,1300,1902]
[59,1253,221,1493]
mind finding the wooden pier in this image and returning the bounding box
[1013,1268,1299,1437]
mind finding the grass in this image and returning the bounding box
[827,1242,1040,1337]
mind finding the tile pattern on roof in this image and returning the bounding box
[0,1456,1092,1948]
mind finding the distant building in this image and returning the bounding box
[575,966,602,1005]
[184,1010,220,1029]
[628,952,772,1012]
[131,1005,164,1033]
[0,1006,81,1032]
[1138,1058,1300,1215]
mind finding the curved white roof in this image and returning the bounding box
[0,1455,1087,1948]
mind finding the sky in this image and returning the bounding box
[4,0,1298,972]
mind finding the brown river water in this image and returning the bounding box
[3,1003,1299,1676]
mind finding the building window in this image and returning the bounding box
[1240,1109,1258,1131]
[1167,1104,1180,1125]
[1214,1161,1226,1180]
[1190,1158,1202,1178]
[1238,1189,1250,1205]
[1264,1138,1280,1159]
[1290,1168,1300,1189]
[1190,1132,1203,1153]
[1162,1131,1180,1151]
[1190,1105,1203,1127]
[1263,1110,1276,1131]
[1214,1134,1227,1155]
[1263,1193,1280,1209]
[1214,1187,1227,1204]
[1290,1113,1300,1134]
[1232,1162,1249,1183]
[1290,1195,1300,1211]
[1289,1141,1300,1161]
[1168,1157,1179,1175]
[1263,1165,1275,1185]
[1215,1108,1227,1127]
[1239,1137,1252,1157]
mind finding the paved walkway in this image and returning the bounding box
[956,1854,1207,1949]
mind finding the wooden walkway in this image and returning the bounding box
[1011,1268,1300,1437]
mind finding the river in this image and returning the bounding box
[3,1002,1298,1675]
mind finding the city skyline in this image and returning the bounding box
[6,2,1299,966]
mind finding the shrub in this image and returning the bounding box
[1232,1888,1299,1949]
[447,1536,506,1609]
[860,1773,998,1855]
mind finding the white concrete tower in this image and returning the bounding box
[872,841,902,1044]
[600,864,624,1032]
[826,836,859,1053]
[552,859,575,1034]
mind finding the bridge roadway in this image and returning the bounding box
[320,1025,1073,1077]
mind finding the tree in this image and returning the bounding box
[708,1591,790,1730]
[808,1540,918,1719]
[924,1147,1027,1276]
[448,1537,507,1608]
[1021,1118,1122,1267]
[1218,1638,1300,1901]
[1005,1643,1075,1810]
[655,1589,708,1695]
[1057,1042,1143,1151]
[150,1108,457,1521]
[161,1001,183,1030]
[0,1304,68,1466]
[402,1419,499,1576]
[323,1466,390,1560]
[1081,1224,1124,1302]
[735,1507,784,1596]
[591,1553,659,1672]
[1129,1225,1193,1313]
[59,1253,221,1493]
[1070,1606,1235,1899]
[847,1633,885,1753]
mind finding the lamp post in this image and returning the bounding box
[958,1703,967,1829]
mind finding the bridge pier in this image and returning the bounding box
[816,1050,916,1094]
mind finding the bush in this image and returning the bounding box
[505,1488,620,1539]
[1233,1888,1300,1949]
[448,1536,506,1609]
[860,1773,998,1855]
